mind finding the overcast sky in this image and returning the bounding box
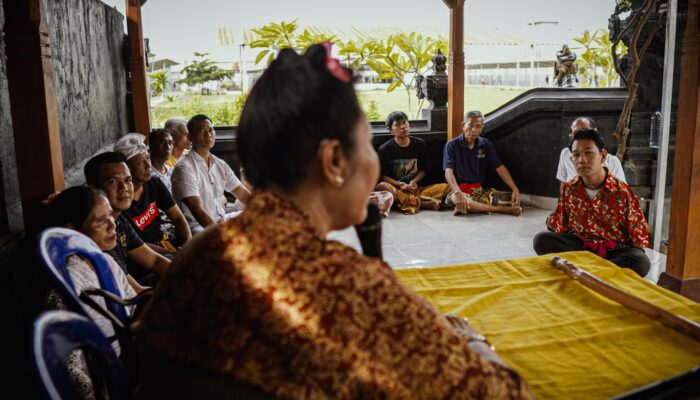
[102,0,616,63]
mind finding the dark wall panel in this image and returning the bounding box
[45,0,127,173]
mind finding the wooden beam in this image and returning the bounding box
[125,0,151,134]
[2,0,64,233]
[446,0,465,140]
[658,0,700,301]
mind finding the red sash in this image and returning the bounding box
[458,183,481,194]
[583,240,618,258]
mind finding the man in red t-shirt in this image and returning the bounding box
[533,129,650,276]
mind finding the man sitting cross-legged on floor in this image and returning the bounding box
[557,116,626,193]
[114,134,191,257]
[376,111,450,214]
[443,110,522,216]
[171,114,252,234]
[84,152,171,284]
[533,128,651,277]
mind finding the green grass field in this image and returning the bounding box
[358,86,527,120]
[150,85,528,127]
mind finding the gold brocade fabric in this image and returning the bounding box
[394,251,700,400]
[134,190,533,399]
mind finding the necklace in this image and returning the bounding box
[583,178,605,190]
[583,169,607,190]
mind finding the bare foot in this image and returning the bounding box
[504,206,523,216]
[421,199,441,211]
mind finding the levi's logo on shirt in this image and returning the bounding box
[132,201,159,231]
[478,148,486,158]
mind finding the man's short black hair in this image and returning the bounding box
[149,128,172,145]
[463,110,484,124]
[570,128,605,152]
[84,151,127,186]
[187,114,212,135]
[385,111,408,129]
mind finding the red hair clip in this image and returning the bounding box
[321,41,351,83]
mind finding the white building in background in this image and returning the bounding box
[149,59,241,95]
[148,58,181,92]
[217,24,575,90]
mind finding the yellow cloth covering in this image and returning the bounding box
[394,251,700,399]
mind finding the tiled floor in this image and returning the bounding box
[328,206,667,283]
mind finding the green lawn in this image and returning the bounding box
[151,85,528,128]
[358,86,527,120]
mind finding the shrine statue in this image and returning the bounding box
[554,45,579,87]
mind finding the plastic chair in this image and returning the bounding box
[38,227,127,319]
[38,227,130,326]
[33,310,131,400]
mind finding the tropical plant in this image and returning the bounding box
[247,20,338,65]
[358,33,447,118]
[572,29,627,88]
[178,52,234,93]
[338,38,381,71]
[148,71,169,97]
[364,100,381,121]
[234,20,448,117]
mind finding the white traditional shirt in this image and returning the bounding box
[557,147,627,183]
[171,150,242,232]
[151,163,173,193]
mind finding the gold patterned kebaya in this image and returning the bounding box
[135,190,533,399]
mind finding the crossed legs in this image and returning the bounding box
[445,191,522,216]
[533,231,651,277]
[376,182,447,213]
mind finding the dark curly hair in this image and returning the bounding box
[385,111,408,129]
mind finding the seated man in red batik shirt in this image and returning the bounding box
[533,129,651,277]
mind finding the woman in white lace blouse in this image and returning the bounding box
[44,185,143,399]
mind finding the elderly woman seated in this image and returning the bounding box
[133,43,533,399]
[44,186,144,398]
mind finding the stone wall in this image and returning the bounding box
[45,0,128,185]
[0,0,21,234]
[0,0,127,233]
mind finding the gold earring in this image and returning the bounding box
[334,175,344,186]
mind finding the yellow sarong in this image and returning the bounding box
[384,182,450,214]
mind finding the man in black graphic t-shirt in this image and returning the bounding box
[376,111,450,214]
[115,133,191,254]
[111,214,147,277]
[84,151,171,284]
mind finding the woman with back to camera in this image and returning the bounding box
[133,43,533,399]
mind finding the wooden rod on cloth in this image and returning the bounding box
[551,257,700,342]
